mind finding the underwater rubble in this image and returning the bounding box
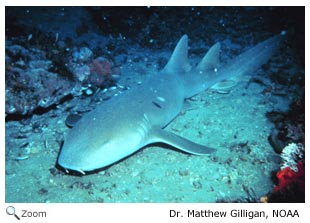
[5,35,120,118]
[6,41,74,116]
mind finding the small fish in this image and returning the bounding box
[27,34,32,41]
[55,32,59,43]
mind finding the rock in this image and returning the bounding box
[268,128,285,153]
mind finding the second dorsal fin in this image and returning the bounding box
[196,42,221,72]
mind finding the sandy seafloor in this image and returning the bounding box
[5,53,285,203]
[5,7,304,203]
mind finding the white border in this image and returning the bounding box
[2,1,309,223]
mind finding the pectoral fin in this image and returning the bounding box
[149,128,216,155]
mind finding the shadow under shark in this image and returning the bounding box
[58,32,285,174]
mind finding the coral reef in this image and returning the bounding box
[266,161,305,203]
[67,48,121,89]
[88,57,120,88]
[262,143,305,203]
[280,143,304,172]
[274,161,304,192]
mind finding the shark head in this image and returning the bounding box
[58,127,145,174]
[57,107,149,173]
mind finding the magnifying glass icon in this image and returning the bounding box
[6,206,20,220]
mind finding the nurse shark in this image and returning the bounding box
[58,32,285,174]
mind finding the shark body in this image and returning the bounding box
[58,33,284,174]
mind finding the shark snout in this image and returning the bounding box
[57,154,87,175]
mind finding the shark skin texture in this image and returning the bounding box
[58,32,285,174]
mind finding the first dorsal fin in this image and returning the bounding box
[163,35,191,73]
[196,42,221,72]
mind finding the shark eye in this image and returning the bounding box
[152,101,162,109]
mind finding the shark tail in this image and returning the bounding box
[211,31,286,90]
[163,32,285,97]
